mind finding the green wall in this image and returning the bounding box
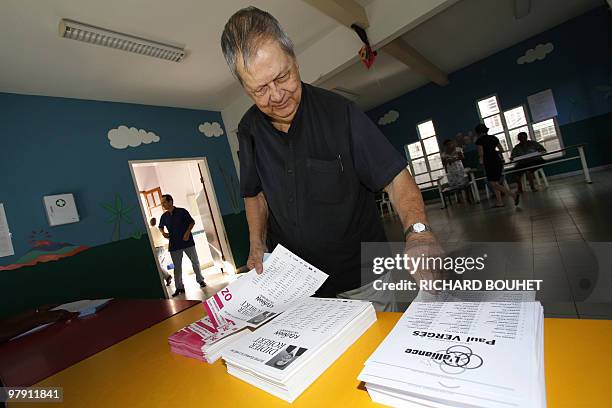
[0,212,250,318]
[0,236,163,318]
[223,211,249,268]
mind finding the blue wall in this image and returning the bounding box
[367,6,612,155]
[0,93,241,267]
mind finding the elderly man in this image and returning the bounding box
[221,7,439,305]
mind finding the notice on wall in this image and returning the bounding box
[527,89,558,122]
[0,203,14,257]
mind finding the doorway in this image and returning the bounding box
[129,158,236,300]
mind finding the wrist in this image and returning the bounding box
[405,230,435,243]
[249,238,266,248]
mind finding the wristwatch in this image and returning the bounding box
[404,222,432,238]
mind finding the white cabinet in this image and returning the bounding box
[43,194,80,226]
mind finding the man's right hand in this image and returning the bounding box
[404,233,451,293]
[247,241,266,274]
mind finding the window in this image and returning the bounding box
[476,95,564,160]
[404,120,443,189]
[140,187,162,217]
[532,119,563,158]
[477,96,512,160]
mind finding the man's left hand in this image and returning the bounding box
[183,232,190,241]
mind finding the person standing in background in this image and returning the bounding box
[149,217,172,286]
[159,194,207,297]
[475,124,520,208]
[441,139,465,188]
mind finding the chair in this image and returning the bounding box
[439,174,473,207]
[522,168,549,189]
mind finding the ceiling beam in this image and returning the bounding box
[303,0,449,86]
[382,38,449,86]
[303,0,369,28]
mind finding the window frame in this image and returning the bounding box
[404,119,444,189]
[140,187,162,217]
[529,116,564,159]
[476,95,564,160]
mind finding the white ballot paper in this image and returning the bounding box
[204,244,328,328]
[223,297,377,402]
[359,291,545,408]
[52,298,113,317]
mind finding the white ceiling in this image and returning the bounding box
[319,0,604,110]
[0,0,603,113]
[0,0,338,111]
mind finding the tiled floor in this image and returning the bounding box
[173,171,612,319]
[164,266,235,302]
[383,171,612,319]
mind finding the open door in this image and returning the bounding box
[129,158,235,299]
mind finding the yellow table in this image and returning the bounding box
[18,307,612,407]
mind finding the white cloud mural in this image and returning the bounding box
[199,122,224,137]
[517,43,554,65]
[107,126,160,149]
[378,110,400,125]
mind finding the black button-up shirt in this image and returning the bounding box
[238,83,407,296]
[159,207,196,251]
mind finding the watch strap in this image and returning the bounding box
[404,223,432,238]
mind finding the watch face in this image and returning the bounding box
[413,223,426,233]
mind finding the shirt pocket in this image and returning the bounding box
[306,157,346,204]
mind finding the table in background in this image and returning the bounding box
[17,306,612,407]
[429,144,591,206]
[481,144,591,199]
[0,299,199,387]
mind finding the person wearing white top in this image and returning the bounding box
[149,217,172,286]
[441,139,465,188]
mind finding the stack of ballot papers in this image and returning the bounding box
[204,244,328,329]
[222,297,377,402]
[168,317,248,363]
[359,291,545,408]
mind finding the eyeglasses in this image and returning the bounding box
[248,65,295,99]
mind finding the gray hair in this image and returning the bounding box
[221,6,295,83]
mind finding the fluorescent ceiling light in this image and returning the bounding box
[58,19,186,62]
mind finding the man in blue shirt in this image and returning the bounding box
[159,194,206,297]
